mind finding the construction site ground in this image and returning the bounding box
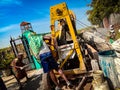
[2,69,43,90]
[2,69,93,90]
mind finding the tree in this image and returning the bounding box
[87,0,120,26]
[0,48,15,69]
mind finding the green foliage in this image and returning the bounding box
[115,29,120,40]
[87,0,120,25]
[0,48,15,69]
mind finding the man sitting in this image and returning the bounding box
[11,53,29,87]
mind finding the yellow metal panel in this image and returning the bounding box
[63,68,86,75]
[50,2,86,71]
[65,15,86,71]
[54,68,86,75]
[50,2,68,22]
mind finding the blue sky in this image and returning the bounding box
[0,0,91,49]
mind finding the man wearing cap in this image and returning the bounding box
[11,53,29,87]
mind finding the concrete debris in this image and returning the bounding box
[111,38,120,57]
[81,28,113,51]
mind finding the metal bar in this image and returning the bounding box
[66,15,86,71]
[60,49,74,68]
[76,76,86,90]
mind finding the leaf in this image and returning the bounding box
[87,0,120,25]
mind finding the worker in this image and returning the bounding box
[11,53,29,87]
[57,19,68,45]
[39,36,73,90]
[109,25,115,39]
[57,11,77,46]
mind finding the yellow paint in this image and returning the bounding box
[50,2,86,71]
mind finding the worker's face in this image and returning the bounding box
[18,54,23,60]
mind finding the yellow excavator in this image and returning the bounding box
[49,2,86,74]
[42,2,97,90]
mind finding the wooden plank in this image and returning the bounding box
[76,76,86,90]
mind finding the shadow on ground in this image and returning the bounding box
[20,74,42,90]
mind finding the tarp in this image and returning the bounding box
[111,39,120,51]
[22,30,43,69]
[22,30,43,58]
[98,50,120,88]
[111,38,120,57]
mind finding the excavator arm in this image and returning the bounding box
[50,2,86,72]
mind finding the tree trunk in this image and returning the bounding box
[103,17,109,29]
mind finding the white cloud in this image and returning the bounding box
[0,24,19,33]
[0,0,22,6]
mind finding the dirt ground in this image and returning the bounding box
[2,69,93,90]
[2,69,43,90]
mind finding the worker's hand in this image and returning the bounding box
[20,67,24,70]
